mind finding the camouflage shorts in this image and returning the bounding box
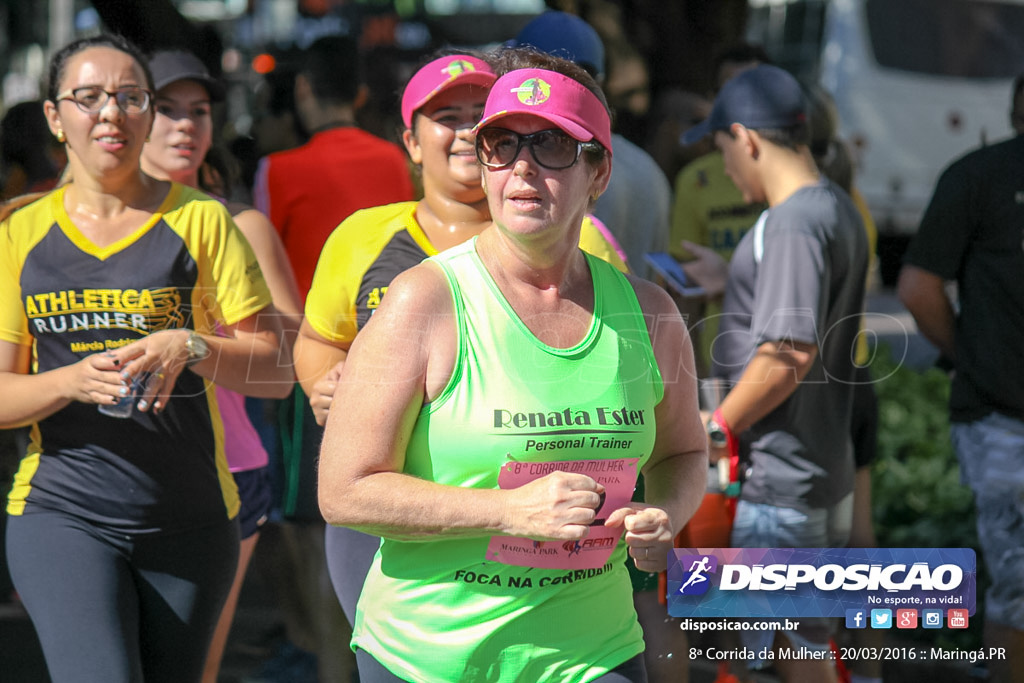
[951,412,1024,631]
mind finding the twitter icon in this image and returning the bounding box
[870,609,892,629]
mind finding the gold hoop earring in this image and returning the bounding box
[56,130,65,143]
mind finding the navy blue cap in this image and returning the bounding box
[511,11,605,82]
[682,64,806,144]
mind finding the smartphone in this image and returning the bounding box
[643,252,706,298]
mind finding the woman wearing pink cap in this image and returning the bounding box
[316,48,706,683]
[294,49,631,638]
[295,49,496,632]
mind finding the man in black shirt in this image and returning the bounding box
[899,130,1024,682]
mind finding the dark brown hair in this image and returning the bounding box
[47,34,153,103]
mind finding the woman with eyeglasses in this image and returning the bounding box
[0,35,292,683]
[316,47,707,683]
[294,49,630,633]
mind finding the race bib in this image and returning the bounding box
[486,457,639,569]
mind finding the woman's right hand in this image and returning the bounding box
[502,471,605,541]
[65,351,129,406]
[310,362,343,427]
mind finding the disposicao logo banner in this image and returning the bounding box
[668,548,976,618]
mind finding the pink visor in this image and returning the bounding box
[401,55,496,128]
[473,68,612,154]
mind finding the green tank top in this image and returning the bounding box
[352,238,664,682]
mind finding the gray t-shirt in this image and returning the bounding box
[712,180,868,510]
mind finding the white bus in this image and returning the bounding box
[747,0,1024,279]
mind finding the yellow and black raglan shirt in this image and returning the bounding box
[305,202,430,345]
[305,202,629,347]
[0,184,271,534]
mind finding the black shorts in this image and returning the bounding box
[234,466,272,539]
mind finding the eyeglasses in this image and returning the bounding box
[475,127,602,170]
[56,86,152,115]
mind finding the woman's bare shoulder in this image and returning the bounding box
[623,272,680,318]
[374,260,453,318]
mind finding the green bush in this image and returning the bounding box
[869,345,983,649]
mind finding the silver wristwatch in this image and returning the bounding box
[184,331,210,368]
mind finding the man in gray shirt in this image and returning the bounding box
[683,65,867,682]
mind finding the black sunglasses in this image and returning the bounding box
[475,127,602,170]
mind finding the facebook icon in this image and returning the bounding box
[845,609,866,629]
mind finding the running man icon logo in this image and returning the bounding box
[678,554,717,595]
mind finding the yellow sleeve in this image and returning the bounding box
[305,218,361,345]
[851,186,877,366]
[173,188,272,331]
[579,216,629,273]
[0,218,29,345]
[305,203,418,344]
[0,197,52,346]
[851,187,878,274]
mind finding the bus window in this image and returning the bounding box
[866,0,1024,78]
[747,0,826,79]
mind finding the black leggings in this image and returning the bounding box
[325,523,380,626]
[6,509,238,683]
[355,650,649,683]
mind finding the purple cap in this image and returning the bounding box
[474,68,612,154]
[400,55,496,129]
[682,64,807,144]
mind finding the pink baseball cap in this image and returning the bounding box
[473,68,612,154]
[400,55,496,129]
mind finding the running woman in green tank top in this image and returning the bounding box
[318,49,707,683]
